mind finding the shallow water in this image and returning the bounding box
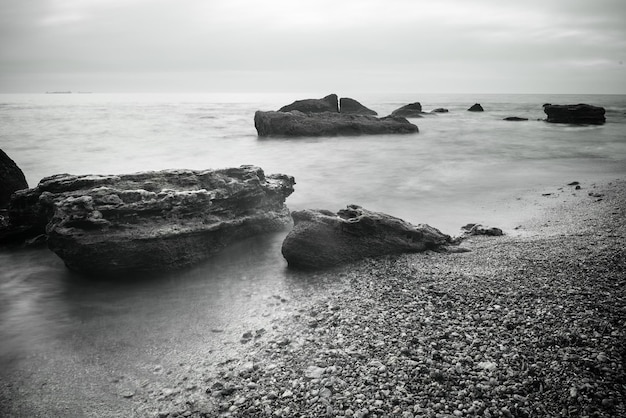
[1,92,625,415]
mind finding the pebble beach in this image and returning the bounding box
[131,179,626,418]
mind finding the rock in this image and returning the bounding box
[339,97,377,116]
[391,102,423,118]
[461,223,504,236]
[281,204,451,269]
[0,149,28,209]
[468,103,484,112]
[543,103,606,125]
[6,165,295,273]
[279,94,339,113]
[431,108,449,113]
[254,111,418,137]
[503,116,528,121]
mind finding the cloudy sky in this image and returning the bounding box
[1,0,624,94]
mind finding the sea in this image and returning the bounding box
[1,92,625,416]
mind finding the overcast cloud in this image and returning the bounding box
[1,0,624,93]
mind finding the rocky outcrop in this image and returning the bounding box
[461,223,504,236]
[0,149,28,209]
[543,104,605,125]
[431,108,449,113]
[254,111,418,137]
[503,117,528,121]
[279,94,339,113]
[5,165,295,273]
[391,102,423,118]
[281,205,451,269]
[339,98,377,116]
[468,103,484,112]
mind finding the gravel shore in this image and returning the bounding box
[134,179,625,418]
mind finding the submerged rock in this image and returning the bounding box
[503,116,528,121]
[254,111,418,137]
[279,94,339,113]
[0,149,28,209]
[543,103,606,125]
[431,108,449,113]
[391,102,424,118]
[6,165,295,273]
[339,97,377,115]
[468,103,484,112]
[281,205,451,269]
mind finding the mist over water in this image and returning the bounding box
[1,92,625,416]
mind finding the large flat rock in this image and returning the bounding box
[7,165,295,274]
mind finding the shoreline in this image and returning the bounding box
[129,178,625,417]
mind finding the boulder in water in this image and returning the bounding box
[6,165,295,273]
[281,204,452,269]
[0,149,28,209]
[543,103,605,125]
[254,111,418,137]
[339,97,377,116]
[391,102,424,118]
[279,94,339,113]
[468,103,484,112]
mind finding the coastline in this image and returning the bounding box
[131,178,625,418]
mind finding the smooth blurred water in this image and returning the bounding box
[1,92,625,416]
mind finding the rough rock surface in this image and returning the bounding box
[391,102,424,118]
[468,103,484,112]
[0,149,28,209]
[339,97,377,116]
[543,103,606,125]
[7,165,295,273]
[254,111,418,137]
[281,205,451,269]
[279,94,339,113]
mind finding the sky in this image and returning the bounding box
[0,0,625,94]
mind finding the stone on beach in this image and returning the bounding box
[281,204,452,269]
[543,103,606,125]
[0,149,28,209]
[6,165,295,273]
[254,110,418,137]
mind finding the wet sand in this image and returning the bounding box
[131,178,625,417]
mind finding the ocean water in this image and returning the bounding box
[1,92,625,416]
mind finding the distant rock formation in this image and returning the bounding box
[503,117,528,121]
[339,97,377,115]
[431,108,449,113]
[254,111,418,137]
[391,102,424,118]
[281,205,451,269]
[468,103,484,112]
[3,166,295,273]
[0,149,28,209]
[279,94,339,113]
[543,103,606,125]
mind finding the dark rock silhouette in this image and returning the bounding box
[503,117,529,121]
[5,166,295,273]
[431,108,449,113]
[254,111,418,137]
[0,149,28,209]
[339,97,377,115]
[281,205,451,269]
[468,103,484,112]
[391,102,424,118]
[279,94,339,113]
[543,104,606,125]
